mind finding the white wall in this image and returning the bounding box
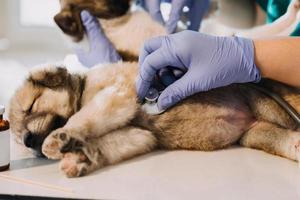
[0,0,70,53]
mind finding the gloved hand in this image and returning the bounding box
[136,31,261,110]
[139,0,210,34]
[75,11,121,68]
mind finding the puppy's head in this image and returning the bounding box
[9,65,85,157]
[54,0,131,41]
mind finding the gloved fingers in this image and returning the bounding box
[108,47,122,63]
[157,72,192,110]
[158,67,177,87]
[74,49,94,68]
[80,10,121,60]
[136,74,152,102]
[140,46,171,83]
[172,68,185,78]
[74,48,87,62]
[75,10,122,66]
[142,0,165,25]
[187,0,210,31]
[166,0,188,33]
[137,47,173,99]
[97,41,122,62]
[80,10,104,47]
[139,36,164,68]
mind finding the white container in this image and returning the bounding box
[0,105,10,171]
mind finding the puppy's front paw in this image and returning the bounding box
[42,128,83,159]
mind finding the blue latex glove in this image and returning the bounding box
[75,11,121,68]
[139,0,210,33]
[136,31,261,110]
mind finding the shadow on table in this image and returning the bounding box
[9,158,58,171]
[89,151,168,176]
[87,146,244,177]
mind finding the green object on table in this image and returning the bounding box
[256,0,300,35]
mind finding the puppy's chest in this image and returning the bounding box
[80,63,138,106]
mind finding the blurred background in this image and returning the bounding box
[0,0,260,108]
[0,0,73,107]
[0,0,70,65]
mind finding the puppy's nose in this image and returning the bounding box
[23,132,36,148]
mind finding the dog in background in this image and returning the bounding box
[8,0,300,177]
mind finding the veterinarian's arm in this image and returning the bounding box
[254,37,300,88]
[139,0,210,33]
[74,11,121,68]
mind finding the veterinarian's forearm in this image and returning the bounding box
[254,37,300,88]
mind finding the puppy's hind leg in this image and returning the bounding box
[240,121,300,163]
[58,126,157,177]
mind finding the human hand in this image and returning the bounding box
[136,31,261,110]
[139,0,210,33]
[74,11,121,68]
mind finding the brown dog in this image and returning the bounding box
[8,0,300,177]
[54,0,131,42]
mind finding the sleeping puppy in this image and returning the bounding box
[8,0,300,177]
[9,62,300,178]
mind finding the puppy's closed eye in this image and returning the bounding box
[25,113,67,135]
[26,98,37,114]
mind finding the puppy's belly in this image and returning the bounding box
[136,86,255,150]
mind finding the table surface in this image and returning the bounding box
[0,137,300,200]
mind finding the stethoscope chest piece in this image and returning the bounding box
[142,87,165,115]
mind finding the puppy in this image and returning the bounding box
[9,62,300,178]
[8,0,300,177]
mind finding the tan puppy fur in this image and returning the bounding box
[100,11,166,57]
[8,0,300,177]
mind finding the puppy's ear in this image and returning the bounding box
[54,10,83,41]
[28,66,69,88]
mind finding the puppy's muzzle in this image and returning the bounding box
[23,132,45,157]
